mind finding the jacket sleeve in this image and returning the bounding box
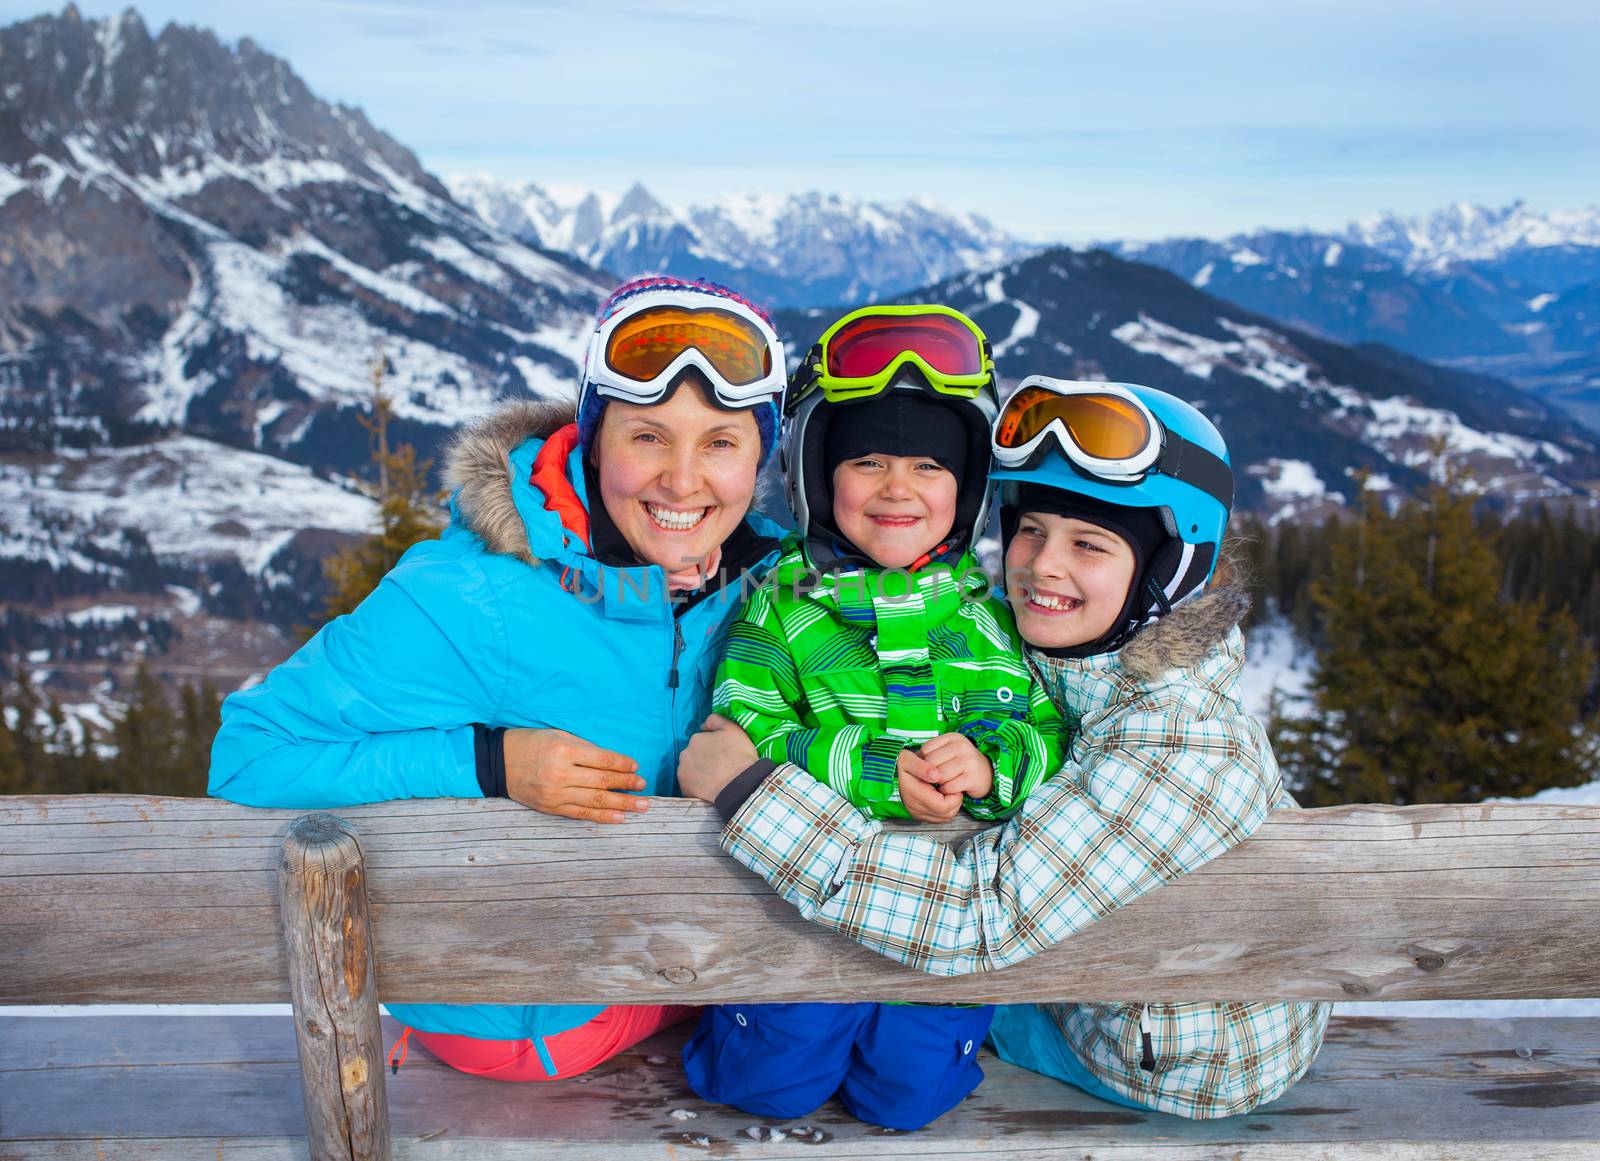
[957,674,1068,820]
[207,542,508,808]
[717,712,1278,975]
[713,591,911,820]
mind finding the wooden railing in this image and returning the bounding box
[4,794,1599,1159]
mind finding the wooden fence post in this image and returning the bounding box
[279,813,392,1161]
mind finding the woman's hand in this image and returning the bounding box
[897,746,963,823]
[679,714,759,803]
[503,728,646,824]
[918,733,995,801]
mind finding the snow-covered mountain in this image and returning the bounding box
[776,248,1600,522]
[1106,203,1600,433]
[7,7,1595,726]
[0,5,608,478]
[447,174,1033,308]
[1347,201,1600,283]
[0,5,612,711]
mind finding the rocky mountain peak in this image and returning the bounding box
[612,180,668,223]
[1,5,441,195]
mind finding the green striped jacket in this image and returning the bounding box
[713,538,1067,820]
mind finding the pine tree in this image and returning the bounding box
[106,663,180,795]
[310,352,446,632]
[1274,482,1597,805]
[175,680,223,796]
[0,662,47,794]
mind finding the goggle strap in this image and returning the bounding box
[1159,430,1234,510]
[786,343,825,414]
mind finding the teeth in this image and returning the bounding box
[647,504,707,530]
[1030,591,1079,611]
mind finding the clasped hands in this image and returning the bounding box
[501,721,993,826]
[897,733,994,823]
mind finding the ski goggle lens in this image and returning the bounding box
[826,313,984,380]
[996,386,1154,462]
[605,307,773,387]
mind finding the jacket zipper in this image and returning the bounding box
[668,621,685,689]
[1139,1004,1156,1071]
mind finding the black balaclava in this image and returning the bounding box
[822,393,968,481]
[1005,484,1178,658]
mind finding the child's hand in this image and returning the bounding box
[897,746,963,823]
[918,733,995,802]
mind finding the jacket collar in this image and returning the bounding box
[444,399,784,595]
[445,400,578,565]
[1031,585,1251,689]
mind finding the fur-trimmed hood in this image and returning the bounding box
[443,400,576,565]
[1117,584,1250,684]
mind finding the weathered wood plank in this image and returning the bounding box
[7,1142,1594,1161]
[2,795,1598,1004]
[1,1016,1597,1159]
[279,814,391,1161]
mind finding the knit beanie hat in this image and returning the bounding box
[576,276,781,465]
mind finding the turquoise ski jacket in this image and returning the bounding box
[209,401,782,1060]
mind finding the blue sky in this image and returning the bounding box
[9,0,1599,240]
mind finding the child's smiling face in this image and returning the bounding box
[1006,510,1137,649]
[831,453,959,568]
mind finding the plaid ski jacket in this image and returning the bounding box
[719,584,1331,1117]
[713,538,1066,820]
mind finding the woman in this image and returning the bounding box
[209,275,787,1081]
[681,376,1329,1118]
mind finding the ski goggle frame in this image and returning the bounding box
[583,290,787,410]
[992,376,1233,506]
[788,305,994,412]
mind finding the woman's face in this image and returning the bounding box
[1005,510,1137,649]
[593,378,761,573]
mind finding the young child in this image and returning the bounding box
[681,305,1068,1130]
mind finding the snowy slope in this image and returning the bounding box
[1104,204,1600,432]
[781,248,1600,522]
[0,437,376,576]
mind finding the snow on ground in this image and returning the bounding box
[0,436,376,574]
[197,237,498,425]
[63,604,141,626]
[1110,312,1576,501]
[1110,314,1313,393]
[981,273,1040,358]
[1239,616,1313,719]
[1364,395,1569,467]
[0,161,26,203]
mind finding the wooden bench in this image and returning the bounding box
[3,794,1599,1159]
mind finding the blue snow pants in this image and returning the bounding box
[682,1001,995,1130]
[986,1003,1149,1110]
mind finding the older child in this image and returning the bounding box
[980,376,1330,1115]
[681,306,1068,1129]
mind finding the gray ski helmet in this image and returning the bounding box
[782,369,999,552]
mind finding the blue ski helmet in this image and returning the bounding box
[991,381,1233,652]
